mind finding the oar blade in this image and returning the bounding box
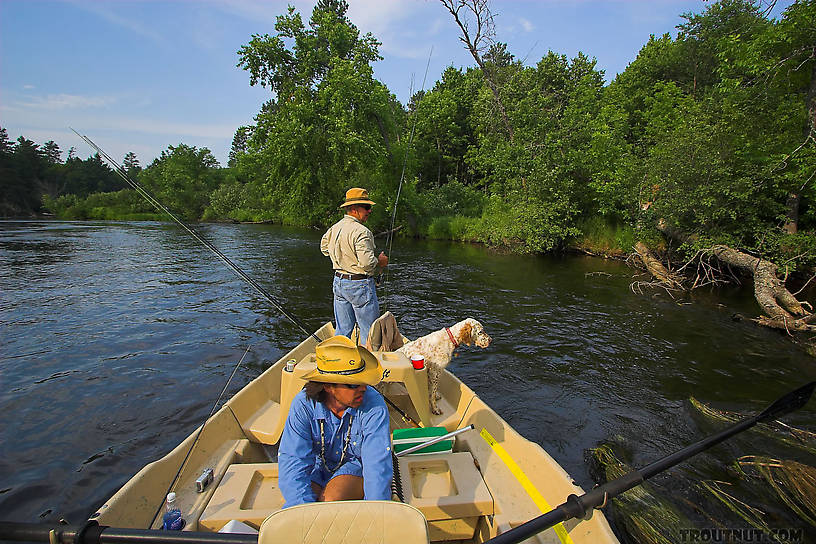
[757,381,815,423]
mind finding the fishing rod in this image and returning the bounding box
[70,128,321,343]
[3,382,811,544]
[147,345,252,529]
[381,47,433,312]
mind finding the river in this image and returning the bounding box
[1,220,814,542]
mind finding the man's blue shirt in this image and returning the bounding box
[278,387,393,508]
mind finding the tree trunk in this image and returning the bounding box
[708,245,814,331]
[784,47,816,234]
[439,0,514,141]
[634,241,684,290]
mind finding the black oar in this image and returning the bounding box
[484,381,815,544]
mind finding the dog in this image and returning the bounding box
[396,318,491,415]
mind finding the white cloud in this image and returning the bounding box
[23,84,36,90]
[15,93,118,111]
[519,17,534,32]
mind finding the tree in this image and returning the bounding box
[228,126,252,168]
[235,0,397,226]
[42,141,62,164]
[439,0,514,139]
[123,152,141,180]
[140,144,222,220]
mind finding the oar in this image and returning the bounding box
[484,381,815,544]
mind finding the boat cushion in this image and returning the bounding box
[258,500,429,544]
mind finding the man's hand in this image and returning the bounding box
[378,251,389,268]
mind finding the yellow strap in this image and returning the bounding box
[480,428,575,544]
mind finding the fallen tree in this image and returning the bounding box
[706,245,815,333]
[632,222,816,338]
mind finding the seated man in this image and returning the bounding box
[278,335,393,507]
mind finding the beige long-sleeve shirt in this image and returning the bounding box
[320,215,379,275]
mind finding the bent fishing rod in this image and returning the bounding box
[70,129,320,343]
[381,47,432,312]
[4,381,812,544]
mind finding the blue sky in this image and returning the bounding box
[1,0,793,167]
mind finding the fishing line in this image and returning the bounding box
[70,128,320,343]
[381,46,433,312]
[149,345,252,529]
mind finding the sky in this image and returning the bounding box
[0,0,795,168]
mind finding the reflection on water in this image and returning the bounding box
[1,220,814,540]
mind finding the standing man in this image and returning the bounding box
[321,188,388,345]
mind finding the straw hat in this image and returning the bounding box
[303,335,384,385]
[339,188,376,209]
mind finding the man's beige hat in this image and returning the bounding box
[303,335,384,385]
[339,188,376,209]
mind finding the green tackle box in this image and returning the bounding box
[392,426,453,456]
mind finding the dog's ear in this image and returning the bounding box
[458,321,473,345]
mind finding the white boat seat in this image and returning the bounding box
[258,500,429,544]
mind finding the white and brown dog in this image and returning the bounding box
[397,318,491,414]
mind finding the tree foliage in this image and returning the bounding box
[234,0,399,226]
[12,0,815,271]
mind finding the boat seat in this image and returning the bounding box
[248,351,432,445]
[258,500,429,544]
[397,452,493,541]
[199,463,284,531]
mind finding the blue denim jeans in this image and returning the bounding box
[332,276,380,344]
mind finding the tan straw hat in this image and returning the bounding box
[303,335,384,385]
[339,188,376,209]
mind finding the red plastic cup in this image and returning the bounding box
[410,355,425,370]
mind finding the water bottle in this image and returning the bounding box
[162,492,185,530]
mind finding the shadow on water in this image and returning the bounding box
[1,221,814,541]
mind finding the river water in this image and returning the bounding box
[1,220,814,542]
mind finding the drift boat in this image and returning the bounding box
[91,322,619,544]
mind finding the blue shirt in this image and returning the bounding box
[278,387,393,508]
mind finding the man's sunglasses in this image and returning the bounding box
[359,204,371,211]
[338,383,365,390]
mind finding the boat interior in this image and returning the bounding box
[93,322,617,544]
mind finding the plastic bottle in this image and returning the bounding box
[162,492,185,530]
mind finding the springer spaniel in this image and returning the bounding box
[396,318,492,414]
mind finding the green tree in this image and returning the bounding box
[235,0,397,226]
[123,152,141,180]
[140,144,223,220]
